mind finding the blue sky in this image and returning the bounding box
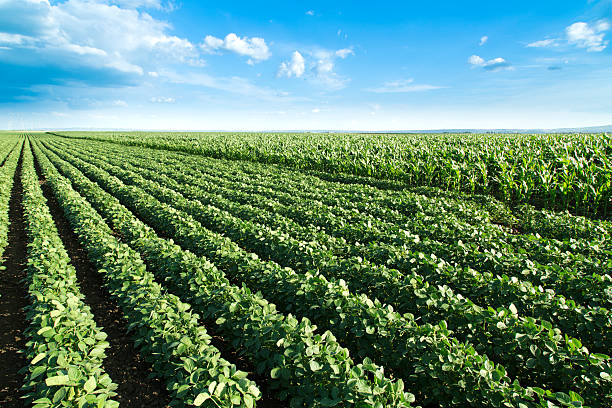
[1,0,611,130]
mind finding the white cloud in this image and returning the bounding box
[566,20,609,51]
[106,59,144,75]
[202,35,224,51]
[595,20,611,32]
[366,79,444,93]
[526,20,609,52]
[112,99,128,107]
[148,71,159,77]
[278,51,305,77]
[468,54,512,71]
[306,10,314,16]
[468,55,485,65]
[311,108,320,113]
[311,49,354,89]
[479,35,488,46]
[278,48,354,90]
[110,0,160,7]
[150,96,175,103]
[335,48,354,58]
[0,32,33,45]
[526,39,559,48]
[201,33,270,63]
[108,0,177,11]
[0,0,199,78]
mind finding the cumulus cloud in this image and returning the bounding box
[566,20,609,51]
[527,20,609,52]
[366,79,444,93]
[201,33,270,63]
[278,51,305,77]
[479,35,488,46]
[0,0,200,82]
[468,54,512,71]
[306,10,314,16]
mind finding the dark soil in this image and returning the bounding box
[31,142,172,407]
[0,142,28,407]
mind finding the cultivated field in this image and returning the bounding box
[0,131,610,408]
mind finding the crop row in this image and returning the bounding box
[36,137,603,407]
[49,136,612,246]
[0,138,21,272]
[50,138,611,309]
[30,140,263,407]
[43,140,612,358]
[19,139,120,407]
[51,137,612,316]
[49,139,612,362]
[49,139,611,314]
[38,138,503,407]
[49,131,612,218]
[32,138,418,408]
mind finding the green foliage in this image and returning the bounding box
[36,136,605,407]
[32,141,261,408]
[20,132,611,407]
[51,131,612,219]
[33,138,416,408]
[43,137,612,407]
[20,139,119,407]
[0,138,22,267]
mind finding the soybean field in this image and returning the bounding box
[0,131,610,408]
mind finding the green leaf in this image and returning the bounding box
[31,353,47,365]
[208,381,217,395]
[84,376,97,393]
[45,375,70,387]
[309,360,321,372]
[193,392,209,406]
[50,309,62,318]
[508,304,518,315]
[270,367,282,379]
[30,366,47,380]
[52,386,67,403]
[568,391,584,403]
[555,392,571,405]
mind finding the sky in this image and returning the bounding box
[0,0,611,131]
